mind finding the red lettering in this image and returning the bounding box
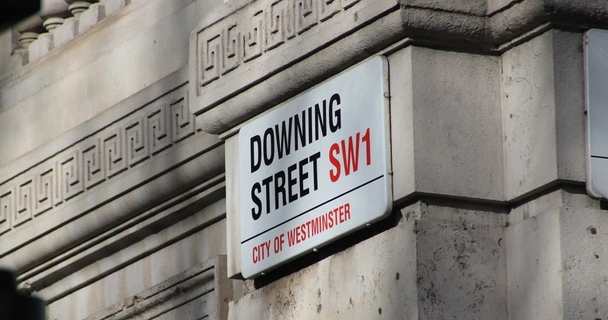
[362,128,371,166]
[328,129,371,182]
[287,229,296,247]
[345,203,351,221]
[341,133,360,176]
[300,223,306,242]
[252,246,258,264]
[329,143,340,182]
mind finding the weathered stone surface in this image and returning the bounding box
[560,208,608,319]
[229,201,508,320]
[388,47,416,203]
[415,201,507,319]
[48,253,231,319]
[0,77,223,275]
[501,30,586,200]
[77,3,105,33]
[224,134,242,279]
[228,206,419,320]
[506,206,608,319]
[28,33,53,61]
[389,46,503,202]
[53,17,78,47]
[191,0,608,135]
[0,0,224,167]
[410,48,503,201]
[506,208,563,320]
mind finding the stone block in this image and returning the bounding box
[506,206,608,319]
[410,47,504,201]
[228,206,418,320]
[505,209,563,320]
[78,3,106,33]
[560,208,608,319]
[416,202,507,319]
[53,17,79,48]
[224,134,242,279]
[508,186,599,226]
[501,30,586,200]
[388,47,416,203]
[501,31,557,200]
[103,0,130,17]
[229,201,507,320]
[552,31,585,183]
[28,33,53,62]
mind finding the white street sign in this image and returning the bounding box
[238,56,393,279]
[585,29,608,199]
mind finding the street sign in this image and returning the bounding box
[238,56,393,279]
[585,29,608,199]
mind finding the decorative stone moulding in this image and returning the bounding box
[0,83,197,244]
[189,0,608,135]
[84,256,231,320]
[0,86,225,277]
[40,0,71,32]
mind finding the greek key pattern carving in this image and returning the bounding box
[0,88,196,234]
[196,0,361,88]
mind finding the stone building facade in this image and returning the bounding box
[0,0,607,319]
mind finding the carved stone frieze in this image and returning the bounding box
[189,0,376,118]
[194,0,362,86]
[190,0,608,135]
[0,86,197,236]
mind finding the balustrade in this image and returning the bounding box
[7,0,129,72]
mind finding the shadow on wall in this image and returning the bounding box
[0,269,45,320]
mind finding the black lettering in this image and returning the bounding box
[329,93,341,132]
[250,135,262,173]
[287,164,298,203]
[251,182,262,220]
[262,128,275,166]
[299,157,309,197]
[275,118,292,159]
[294,111,306,150]
[314,102,327,140]
[307,106,313,144]
[309,152,320,191]
[274,171,286,210]
[262,176,273,214]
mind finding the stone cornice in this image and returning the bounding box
[189,0,608,134]
[84,256,231,320]
[29,177,225,303]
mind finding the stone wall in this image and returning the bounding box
[0,0,607,319]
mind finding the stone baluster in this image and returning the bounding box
[64,0,97,17]
[14,16,45,65]
[15,16,45,50]
[39,0,70,33]
[28,0,70,61]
